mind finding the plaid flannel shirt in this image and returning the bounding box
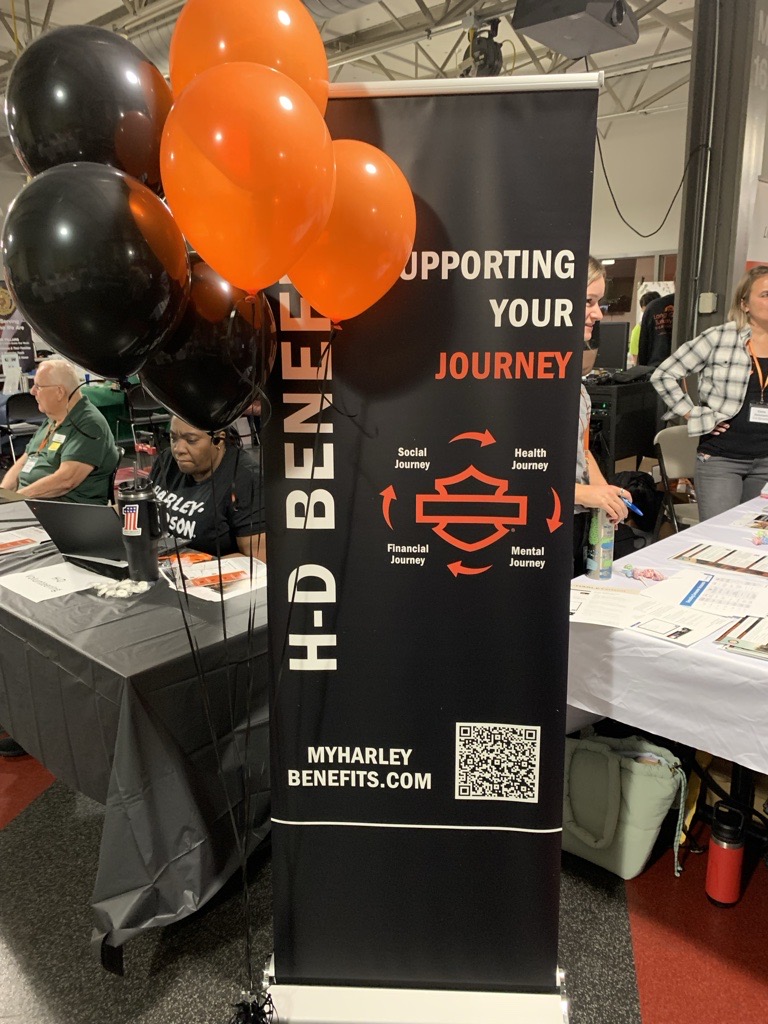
[651,322,754,436]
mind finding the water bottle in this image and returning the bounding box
[585,509,614,580]
[116,479,163,582]
[705,801,745,906]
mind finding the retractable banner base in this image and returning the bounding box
[265,961,569,1024]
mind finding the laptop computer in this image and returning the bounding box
[24,499,130,579]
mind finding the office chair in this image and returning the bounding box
[653,425,700,539]
[114,384,170,451]
[0,391,45,464]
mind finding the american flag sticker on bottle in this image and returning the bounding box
[122,504,142,536]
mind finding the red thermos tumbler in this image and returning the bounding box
[705,801,745,906]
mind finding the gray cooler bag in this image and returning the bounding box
[562,734,687,880]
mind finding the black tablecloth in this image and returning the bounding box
[0,503,270,952]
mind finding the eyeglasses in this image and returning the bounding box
[30,382,63,392]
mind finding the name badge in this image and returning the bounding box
[47,431,67,451]
[20,456,37,475]
[749,403,768,424]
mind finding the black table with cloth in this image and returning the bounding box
[0,503,270,968]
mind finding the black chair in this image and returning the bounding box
[114,384,170,452]
[0,391,46,464]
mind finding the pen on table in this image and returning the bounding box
[621,496,643,517]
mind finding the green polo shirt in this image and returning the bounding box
[19,395,119,504]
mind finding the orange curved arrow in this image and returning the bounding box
[380,485,397,529]
[546,487,563,533]
[448,561,491,576]
[449,429,496,447]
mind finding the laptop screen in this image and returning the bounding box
[25,499,127,562]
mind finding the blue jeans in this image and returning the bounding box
[694,452,768,520]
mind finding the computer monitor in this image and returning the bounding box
[594,321,629,370]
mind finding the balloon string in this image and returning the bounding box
[208,437,271,997]
[311,324,372,433]
[171,439,268,998]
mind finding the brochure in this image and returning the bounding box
[713,614,768,662]
[569,586,641,628]
[626,598,726,648]
[673,542,768,579]
[644,569,768,618]
[160,552,266,601]
[0,527,49,554]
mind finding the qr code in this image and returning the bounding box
[455,722,540,802]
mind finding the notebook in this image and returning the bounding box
[24,499,130,579]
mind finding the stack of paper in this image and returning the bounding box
[160,551,266,602]
[713,615,768,662]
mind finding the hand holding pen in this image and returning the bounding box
[619,491,643,517]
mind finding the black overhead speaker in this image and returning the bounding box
[512,0,640,59]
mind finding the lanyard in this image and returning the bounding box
[37,420,56,452]
[746,342,768,404]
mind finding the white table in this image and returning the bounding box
[567,494,768,775]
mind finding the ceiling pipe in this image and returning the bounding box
[113,0,380,74]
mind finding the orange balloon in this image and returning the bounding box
[160,63,336,295]
[170,0,329,115]
[288,140,417,322]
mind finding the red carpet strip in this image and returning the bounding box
[627,839,768,1024]
[0,753,54,828]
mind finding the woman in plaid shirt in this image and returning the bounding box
[651,265,768,520]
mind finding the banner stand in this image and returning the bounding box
[264,959,569,1024]
[264,76,600,1024]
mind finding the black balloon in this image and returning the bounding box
[140,260,277,432]
[2,162,190,379]
[5,25,172,191]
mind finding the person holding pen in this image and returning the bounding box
[651,265,768,520]
[573,257,632,576]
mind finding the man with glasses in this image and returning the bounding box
[0,355,119,504]
[0,355,120,757]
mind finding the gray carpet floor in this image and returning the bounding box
[0,782,640,1024]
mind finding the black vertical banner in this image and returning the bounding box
[264,79,598,993]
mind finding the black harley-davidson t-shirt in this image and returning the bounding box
[150,445,265,555]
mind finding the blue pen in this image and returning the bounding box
[621,495,643,517]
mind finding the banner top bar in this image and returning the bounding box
[329,73,602,100]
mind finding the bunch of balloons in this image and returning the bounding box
[2,26,190,382]
[0,1,417,428]
[162,0,417,317]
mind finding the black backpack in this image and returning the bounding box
[610,470,662,558]
[611,469,662,524]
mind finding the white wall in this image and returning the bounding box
[589,105,688,259]
[0,98,689,261]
